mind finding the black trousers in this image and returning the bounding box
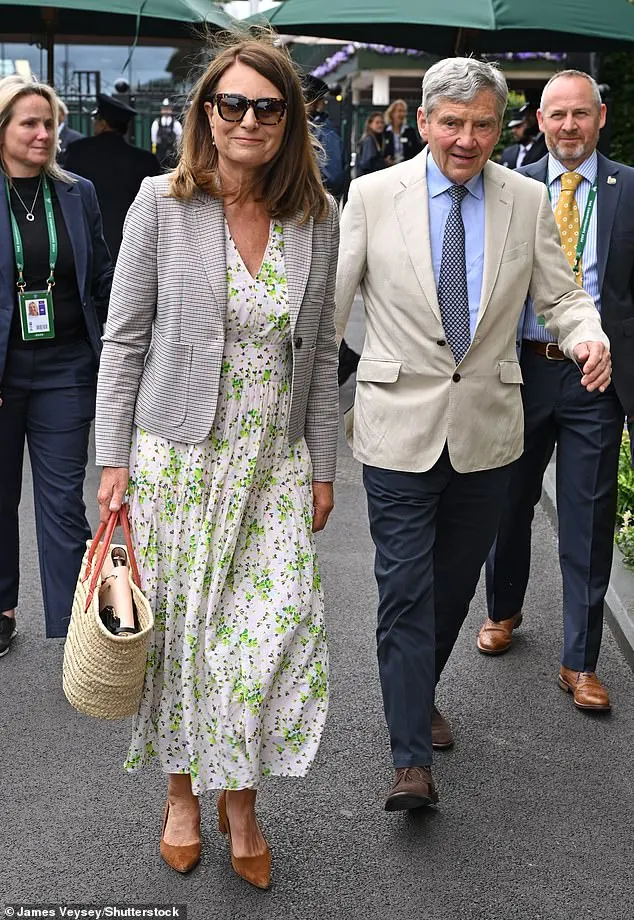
[0,341,97,638]
[485,348,624,671]
[364,449,513,768]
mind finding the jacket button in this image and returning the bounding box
[436,339,446,346]
[452,372,461,382]
[294,336,303,349]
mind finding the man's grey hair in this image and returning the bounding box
[540,69,603,111]
[58,97,68,119]
[421,57,508,123]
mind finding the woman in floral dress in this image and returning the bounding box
[95,36,339,888]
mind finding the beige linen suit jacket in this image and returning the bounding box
[335,152,609,474]
[95,175,340,481]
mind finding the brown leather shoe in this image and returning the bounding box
[159,801,201,874]
[477,613,523,655]
[432,705,453,750]
[558,666,611,711]
[384,766,438,811]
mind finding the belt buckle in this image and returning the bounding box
[545,342,564,361]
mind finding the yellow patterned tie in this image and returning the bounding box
[553,171,584,286]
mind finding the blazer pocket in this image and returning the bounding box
[356,358,401,383]
[498,360,523,384]
[136,328,192,427]
[501,242,529,264]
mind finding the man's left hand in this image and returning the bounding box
[572,341,612,392]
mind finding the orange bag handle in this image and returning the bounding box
[84,505,141,610]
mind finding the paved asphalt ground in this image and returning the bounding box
[3,302,634,920]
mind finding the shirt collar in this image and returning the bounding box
[426,150,484,200]
[548,149,597,185]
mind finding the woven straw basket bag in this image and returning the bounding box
[63,505,153,720]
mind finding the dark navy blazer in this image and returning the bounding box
[521,152,634,415]
[0,173,113,382]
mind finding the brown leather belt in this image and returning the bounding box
[523,340,570,361]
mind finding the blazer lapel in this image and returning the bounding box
[282,214,313,332]
[476,164,513,329]
[56,179,87,298]
[192,192,227,322]
[0,183,13,293]
[522,158,548,185]
[597,154,620,290]
[394,155,442,322]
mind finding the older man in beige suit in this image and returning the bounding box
[335,58,612,812]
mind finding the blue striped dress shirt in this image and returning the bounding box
[523,150,600,343]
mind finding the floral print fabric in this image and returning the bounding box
[124,221,329,793]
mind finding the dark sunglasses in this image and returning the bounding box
[210,93,287,125]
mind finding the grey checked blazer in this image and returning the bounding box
[95,175,340,481]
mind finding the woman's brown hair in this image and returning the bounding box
[169,33,330,223]
[362,111,385,138]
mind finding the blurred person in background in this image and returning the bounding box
[356,112,388,177]
[515,100,548,167]
[383,98,421,165]
[0,77,112,656]
[303,74,357,385]
[64,93,161,260]
[56,99,83,167]
[151,97,183,169]
[304,74,345,198]
[498,110,526,169]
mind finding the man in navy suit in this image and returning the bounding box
[480,71,634,711]
[65,94,161,260]
[498,111,526,169]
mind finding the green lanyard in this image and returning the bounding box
[546,173,598,278]
[5,174,58,292]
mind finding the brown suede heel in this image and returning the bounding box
[159,801,201,874]
[217,790,271,890]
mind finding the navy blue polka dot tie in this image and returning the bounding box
[437,184,471,364]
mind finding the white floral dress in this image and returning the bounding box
[124,221,329,794]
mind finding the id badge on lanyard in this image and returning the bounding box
[6,174,57,341]
[17,289,55,339]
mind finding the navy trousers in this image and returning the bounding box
[364,449,513,768]
[485,347,624,671]
[0,341,97,638]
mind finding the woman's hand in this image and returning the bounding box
[312,481,334,533]
[97,467,130,523]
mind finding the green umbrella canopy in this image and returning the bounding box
[2,0,238,84]
[2,1,237,41]
[256,0,634,52]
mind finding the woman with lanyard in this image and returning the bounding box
[0,76,112,656]
[383,99,421,166]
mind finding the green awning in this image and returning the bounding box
[255,0,634,52]
[1,1,238,84]
[3,0,235,25]
[2,1,237,40]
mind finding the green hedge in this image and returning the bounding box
[601,53,634,167]
[616,431,634,568]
